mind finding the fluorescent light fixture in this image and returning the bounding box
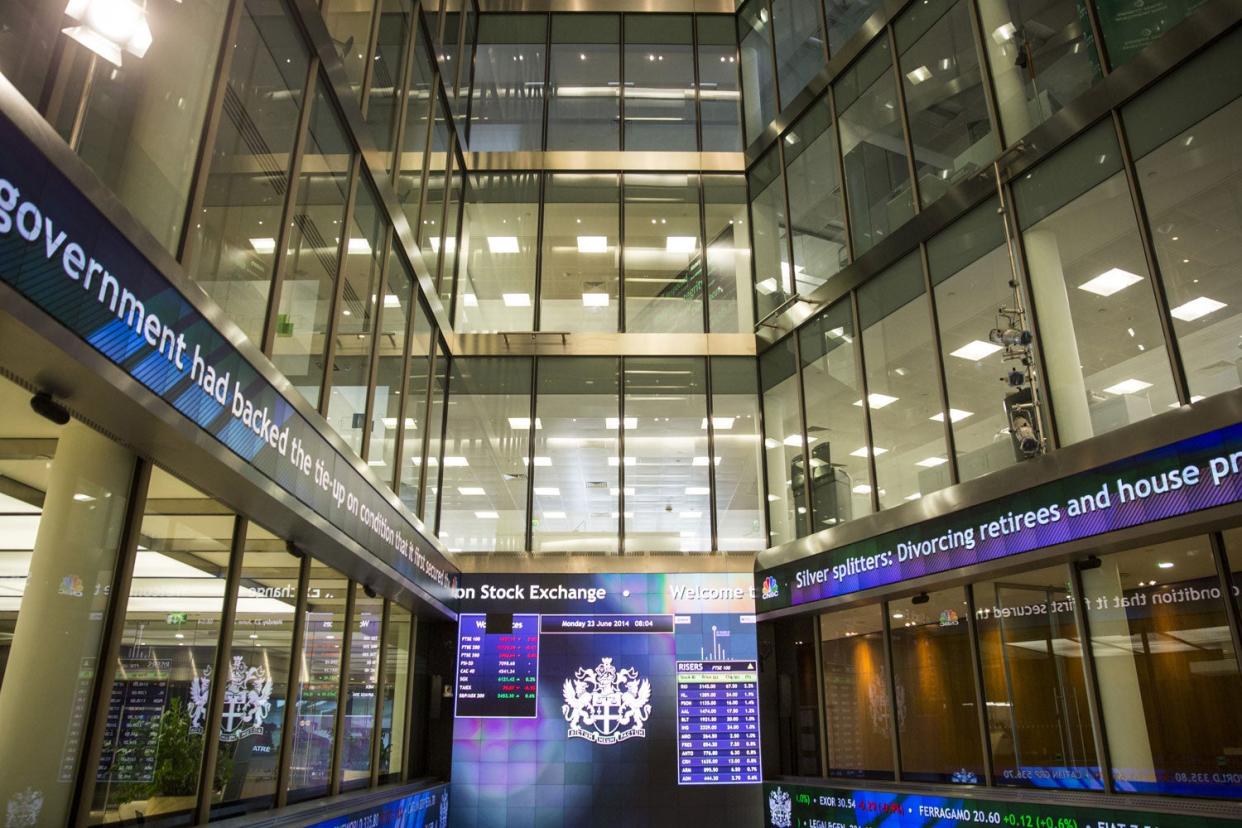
[429,236,457,253]
[916,456,948,468]
[906,65,932,84]
[457,487,486,495]
[680,511,702,519]
[582,292,610,307]
[764,438,779,450]
[849,446,886,458]
[442,456,469,467]
[487,236,520,253]
[701,416,735,429]
[544,511,567,519]
[533,487,560,496]
[502,293,531,307]
[249,237,276,254]
[347,237,371,255]
[684,487,710,495]
[608,456,637,466]
[605,417,638,429]
[1078,268,1143,297]
[950,340,1003,361]
[854,393,898,409]
[852,484,872,495]
[1157,561,1175,569]
[367,458,386,467]
[63,0,153,66]
[1169,296,1226,322]
[462,293,478,307]
[666,236,698,253]
[522,456,552,467]
[692,456,722,466]
[755,277,778,295]
[475,511,499,519]
[577,235,609,253]
[782,435,803,447]
[930,409,974,423]
[904,492,923,501]
[383,294,401,308]
[609,487,636,496]
[508,417,542,430]
[73,493,95,502]
[1104,378,1153,395]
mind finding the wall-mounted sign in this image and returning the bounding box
[0,107,456,608]
[756,422,1242,613]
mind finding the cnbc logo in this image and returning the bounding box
[761,576,779,600]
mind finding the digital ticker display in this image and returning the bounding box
[450,573,763,828]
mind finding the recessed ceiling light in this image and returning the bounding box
[849,446,886,457]
[502,293,531,307]
[680,511,702,519]
[475,511,499,519]
[607,456,637,466]
[463,293,478,307]
[1078,267,1143,297]
[1103,378,1153,395]
[582,292,610,307]
[1157,561,1175,569]
[916,456,948,467]
[457,487,486,495]
[522,456,553,467]
[755,277,778,295]
[382,294,401,308]
[1169,296,1226,322]
[852,484,872,494]
[487,236,520,253]
[429,236,456,253]
[950,340,1003,361]
[692,456,722,466]
[905,65,932,84]
[782,435,804,447]
[347,237,371,255]
[533,487,560,496]
[609,487,636,496]
[577,235,608,253]
[508,417,542,429]
[249,237,276,254]
[701,416,735,429]
[544,511,567,519]
[930,409,973,423]
[605,417,638,429]
[666,236,698,253]
[684,487,710,495]
[854,393,899,409]
[442,456,469,466]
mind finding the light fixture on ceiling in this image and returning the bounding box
[853,393,898,409]
[1169,296,1225,322]
[576,235,608,253]
[916,456,947,468]
[1078,267,1143,297]
[930,409,973,423]
[1103,378,1153,396]
[849,446,886,458]
[347,237,371,255]
[533,487,560,496]
[950,339,1003,361]
[684,487,710,496]
[605,417,638,429]
[502,293,531,307]
[544,510,567,519]
[249,237,277,254]
[457,487,486,496]
[487,236,520,254]
[701,416,735,430]
[666,236,698,253]
[508,417,542,429]
[462,293,478,307]
[582,292,610,307]
[63,0,153,66]
[475,511,499,519]
[905,65,932,84]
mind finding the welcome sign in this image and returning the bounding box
[756,421,1242,612]
[0,105,457,607]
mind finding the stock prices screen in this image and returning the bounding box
[450,573,763,828]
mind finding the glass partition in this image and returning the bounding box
[457,173,540,332]
[548,15,620,150]
[772,0,826,108]
[711,358,767,552]
[624,15,697,151]
[624,174,704,333]
[340,585,382,789]
[698,15,745,152]
[704,175,754,333]
[819,605,894,779]
[468,14,547,151]
[785,97,848,294]
[760,338,806,546]
[749,147,792,323]
[540,173,622,332]
[739,0,778,144]
[379,605,412,782]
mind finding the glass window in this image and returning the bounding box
[289,560,348,801]
[1125,32,1242,405]
[929,201,1026,482]
[456,3,477,115]
[0,0,59,106]
[531,358,620,554]
[624,174,704,333]
[323,0,375,95]
[760,337,806,546]
[397,310,436,512]
[468,15,547,151]
[785,97,848,293]
[397,25,435,229]
[837,39,914,255]
[378,604,412,782]
[859,254,950,508]
[739,0,778,144]
[211,533,300,818]
[420,350,450,524]
[704,175,754,333]
[438,358,532,553]
[977,0,1098,144]
[440,161,465,309]
[771,615,823,775]
[749,147,792,323]
[697,16,744,152]
[1080,537,1242,797]
[548,15,620,151]
[456,173,539,331]
[327,182,386,455]
[366,246,413,486]
[772,0,826,107]
[1096,0,1207,69]
[185,0,309,345]
[896,0,996,207]
[711,358,766,553]
[0,378,137,826]
[93,468,234,825]
[366,0,416,167]
[541,174,621,332]
[440,4,464,107]
[799,300,873,527]
[624,15,696,151]
[56,0,229,253]
[1014,122,1177,445]
[824,0,886,55]
[974,564,1101,790]
[272,86,354,410]
[340,584,382,789]
[623,358,711,553]
[419,98,450,271]
[819,605,894,778]
[890,587,986,783]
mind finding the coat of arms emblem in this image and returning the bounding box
[5,787,43,828]
[768,786,792,828]
[561,657,651,745]
[189,656,273,742]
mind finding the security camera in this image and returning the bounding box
[363,584,378,599]
[989,327,1032,347]
[911,592,930,605]
[1006,369,1026,388]
[30,392,71,425]
[1009,413,1040,457]
[285,540,305,559]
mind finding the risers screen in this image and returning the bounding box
[450,573,764,828]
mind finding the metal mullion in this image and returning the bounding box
[703,356,720,553]
[880,600,904,781]
[918,242,959,485]
[850,290,881,514]
[430,129,456,288]
[1068,560,1116,794]
[964,0,1006,149]
[964,584,995,786]
[697,173,710,334]
[389,290,421,495]
[742,171,760,330]
[360,226,396,462]
[430,342,453,534]
[812,617,829,776]
[619,174,628,332]
[691,14,704,153]
[763,0,783,112]
[369,598,392,788]
[450,0,470,103]
[791,331,815,538]
[618,356,627,554]
[329,582,359,796]
[411,89,441,248]
[400,612,419,781]
[525,357,540,552]
[176,0,246,269]
[1111,109,1192,405]
[359,0,387,120]
[318,155,365,414]
[887,25,923,211]
[618,13,626,152]
[275,553,312,807]
[262,57,322,357]
[415,337,440,520]
[68,459,152,828]
[827,85,855,264]
[195,516,249,824]
[1081,0,1113,76]
[532,173,548,330]
[388,8,423,186]
[460,0,481,147]
[1209,532,1242,691]
[541,13,553,153]
[775,138,797,302]
[442,141,467,318]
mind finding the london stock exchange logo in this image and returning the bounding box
[189,656,273,742]
[561,657,651,745]
[768,786,792,828]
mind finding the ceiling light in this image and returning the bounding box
[849,446,886,457]
[502,293,531,307]
[904,493,922,501]
[383,294,401,308]
[577,235,608,253]
[680,511,702,519]
[442,456,469,466]
[508,417,542,429]
[1157,561,1175,569]
[891,611,905,620]
[544,511,566,519]
[63,0,152,66]
[347,237,372,255]
[916,456,947,468]
[852,484,872,494]
[906,65,932,84]
[73,493,96,502]
[755,277,778,295]
[457,487,486,495]
[1103,378,1153,396]
[930,409,973,423]
[692,456,722,466]
[854,393,898,409]
[605,417,638,429]
[609,487,636,496]
[666,236,698,253]
[522,456,552,467]
[608,456,637,466]
[1169,296,1226,322]
[767,493,780,501]
[1078,268,1143,297]
[487,236,520,253]
[367,458,386,466]
[950,340,1003,361]
[781,435,803,447]
[533,487,560,496]
[991,22,1017,43]
[463,293,478,307]
[174,633,184,639]
[249,237,276,254]
[701,416,735,429]
[582,292,610,307]
[475,511,499,519]
[685,487,710,495]
[429,236,457,253]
